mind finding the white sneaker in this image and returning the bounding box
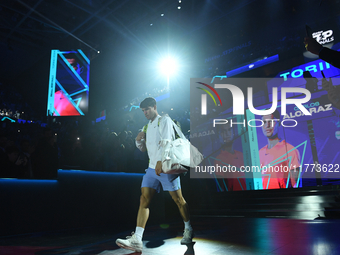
[181,229,194,244]
[116,232,143,252]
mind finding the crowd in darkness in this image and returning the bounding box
[0,83,36,120]
[0,82,190,180]
[0,80,151,179]
[0,118,153,179]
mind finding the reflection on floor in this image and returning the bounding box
[1,217,340,255]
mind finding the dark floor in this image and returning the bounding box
[1,216,340,255]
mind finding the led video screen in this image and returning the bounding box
[190,77,340,191]
[47,50,90,116]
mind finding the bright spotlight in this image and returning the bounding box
[159,57,177,75]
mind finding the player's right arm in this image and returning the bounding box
[135,131,146,152]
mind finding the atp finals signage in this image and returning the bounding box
[313,30,334,45]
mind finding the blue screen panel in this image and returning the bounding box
[47,50,90,116]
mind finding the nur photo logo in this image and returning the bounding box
[196,82,223,115]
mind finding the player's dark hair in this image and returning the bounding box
[263,109,281,121]
[272,109,281,120]
[140,97,156,108]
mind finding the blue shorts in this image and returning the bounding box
[141,167,181,193]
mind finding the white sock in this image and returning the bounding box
[184,220,193,231]
[135,226,144,242]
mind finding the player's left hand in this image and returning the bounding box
[155,161,163,176]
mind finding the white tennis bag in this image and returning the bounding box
[159,116,203,174]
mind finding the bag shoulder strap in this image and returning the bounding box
[171,119,186,140]
[158,116,181,139]
[158,115,186,141]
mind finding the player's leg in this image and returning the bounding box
[169,188,194,244]
[116,168,159,252]
[137,187,156,228]
[169,188,190,222]
[159,173,194,245]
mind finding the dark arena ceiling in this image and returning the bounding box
[1,0,340,116]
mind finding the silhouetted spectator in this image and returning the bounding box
[0,133,8,162]
[31,128,58,179]
[61,128,84,169]
[104,132,120,172]
[19,139,34,178]
[1,145,29,178]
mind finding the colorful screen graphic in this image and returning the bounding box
[47,50,90,116]
[190,77,340,191]
[247,93,338,190]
